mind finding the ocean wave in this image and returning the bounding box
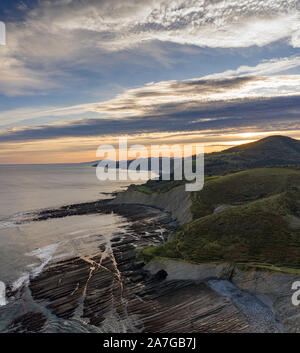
[69,230,86,235]
[26,243,61,279]
[0,211,34,229]
[11,273,30,292]
[10,233,102,293]
[10,243,61,292]
[0,221,18,229]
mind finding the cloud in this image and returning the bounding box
[0,54,59,96]
[3,54,300,127]
[2,53,300,142]
[93,74,300,117]
[1,0,300,96]
[51,0,300,49]
[0,103,102,128]
[1,94,300,142]
[204,56,300,79]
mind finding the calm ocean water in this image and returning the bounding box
[0,164,138,305]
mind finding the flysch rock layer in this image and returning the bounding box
[5,202,252,333]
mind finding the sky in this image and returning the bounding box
[0,0,300,163]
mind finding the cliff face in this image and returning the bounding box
[145,259,300,333]
[231,268,300,332]
[110,185,192,224]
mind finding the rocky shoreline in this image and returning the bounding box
[110,186,300,333]
[2,193,295,333]
[0,197,257,333]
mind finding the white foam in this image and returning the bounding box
[10,243,60,292]
[69,230,86,235]
[0,211,33,229]
[0,221,18,229]
[26,242,60,278]
[53,252,75,261]
[10,233,104,292]
[11,273,30,292]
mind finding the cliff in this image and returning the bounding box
[110,184,192,224]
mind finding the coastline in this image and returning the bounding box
[0,188,253,333]
[1,186,294,333]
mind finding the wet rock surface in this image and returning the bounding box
[8,312,47,333]
[5,201,254,333]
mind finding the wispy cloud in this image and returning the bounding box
[53,0,300,49]
[3,55,300,128]
[1,94,300,143]
[93,74,300,117]
[1,54,300,142]
[204,56,300,79]
[0,103,102,128]
[1,0,300,96]
[0,55,59,96]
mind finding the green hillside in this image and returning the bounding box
[140,188,300,268]
[137,136,300,271]
[190,167,300,219]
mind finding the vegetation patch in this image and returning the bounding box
[139,188,300,268]
[191,167,300,219]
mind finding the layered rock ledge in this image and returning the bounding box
[2,201,255,333]
[145,258,300,332]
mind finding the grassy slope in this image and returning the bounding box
[190,167,300,219]
[136,137,300,271]
[139,169,300,269]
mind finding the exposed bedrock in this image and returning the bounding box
[231,268,300,333]
[27,251,253,333]
[6,204,256,333]
[145,258,300,332]
[6,199,298,333]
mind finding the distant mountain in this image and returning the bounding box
[205,135,300,176]
[92,135,300,186]
[138,135,300,193]
[225,135,300,156]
